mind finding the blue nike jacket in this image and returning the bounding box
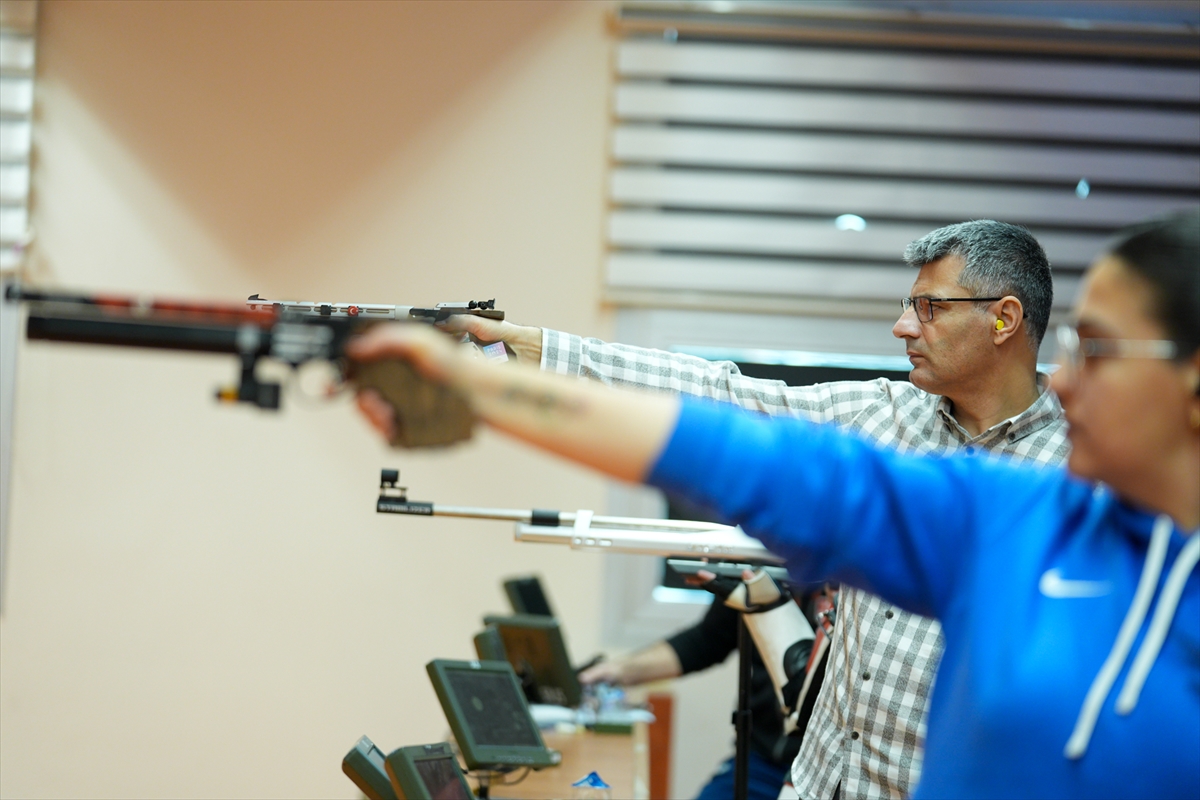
[648,399,1200,799]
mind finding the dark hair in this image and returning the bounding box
[1107,207,1200,356]
[903,220,1053,350]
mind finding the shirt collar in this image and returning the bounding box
[935,372,1064,444]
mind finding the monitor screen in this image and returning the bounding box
[484,614,581,708]
[426,659,557,770]
[414,756,472,800]
[444,668,542,747]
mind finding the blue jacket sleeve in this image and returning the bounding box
[646,398,1042,619]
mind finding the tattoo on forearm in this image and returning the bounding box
[497,383,586,417]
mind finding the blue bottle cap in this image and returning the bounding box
[570,771,612,789]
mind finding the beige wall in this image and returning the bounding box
[0,2,628,797]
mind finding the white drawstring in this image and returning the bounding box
[1116,534,1200,714]
[1063,515,1173,760]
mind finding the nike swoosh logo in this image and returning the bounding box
[1039,568,1112,598]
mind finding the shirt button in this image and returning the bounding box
[851,731,860,740]
[885,610,894,619]
[863,672,871,681]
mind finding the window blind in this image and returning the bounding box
[605,3,1200,316]
[0,0,35,270]
[0,0,35,608]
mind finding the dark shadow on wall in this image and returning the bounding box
[38,0,572,266]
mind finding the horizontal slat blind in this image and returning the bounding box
[610,210,1107,267]
[616,40,1200,101]
[0,0,35,271]
[613,2,1200,61]
[612,127,1200,189]
[0,0,36,614]
[611,169,1186,227]
[605,35,1200,313]
[608,252,1082,305]
[615,83,1200,146]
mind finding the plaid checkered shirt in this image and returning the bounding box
[541,328,1070,800]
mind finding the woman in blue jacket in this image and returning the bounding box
[351,210,1199,799]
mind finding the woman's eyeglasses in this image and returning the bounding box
[1054,324,1178,387]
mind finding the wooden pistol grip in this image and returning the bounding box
[349,358,474,448]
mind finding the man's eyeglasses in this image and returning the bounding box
[1054,324,1178,388]
[900,296,1003,322]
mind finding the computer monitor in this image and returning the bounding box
[482,613,582,708]
[503,575,554,616]
[473,624,507,663]
[425,659,559,771]
[385,742,474,800]
[343,735,399,800]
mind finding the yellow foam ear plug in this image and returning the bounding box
[995,320,1005,330]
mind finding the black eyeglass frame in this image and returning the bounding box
[900,296,1004,323]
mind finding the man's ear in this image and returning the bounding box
[992,296,1024,344]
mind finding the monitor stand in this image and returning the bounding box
[469,764,535,799]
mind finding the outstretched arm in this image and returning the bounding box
[439,315,856,421]
[348,322,1049,621]
[347,323,679,483]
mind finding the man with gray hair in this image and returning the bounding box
[447,219,1068,800]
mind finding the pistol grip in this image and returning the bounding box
[350,359,474,448]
